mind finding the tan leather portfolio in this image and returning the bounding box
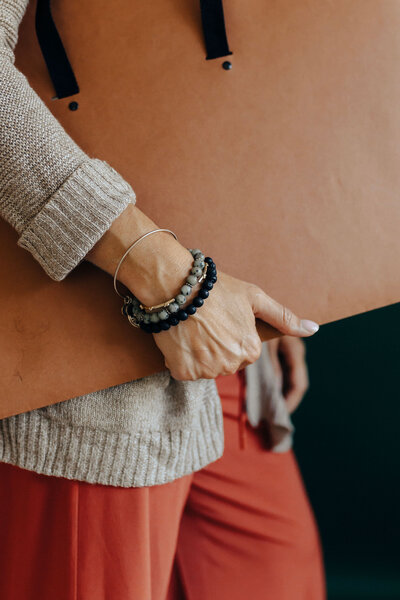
[1,0,399,419]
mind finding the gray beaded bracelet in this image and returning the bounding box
[121,249,210,329]
[139,249,206,315]
[139,256,217,334]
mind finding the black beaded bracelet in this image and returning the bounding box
[139,257,217,334]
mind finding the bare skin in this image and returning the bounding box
[267,337,309,414]
[86,203,319,381]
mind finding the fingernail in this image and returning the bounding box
[300,319,319,334]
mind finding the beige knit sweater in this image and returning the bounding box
[0,0,293,488]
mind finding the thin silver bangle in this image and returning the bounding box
[113,228,178,298]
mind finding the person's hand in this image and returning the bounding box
[86,203,319,382]
[267,336,309,413]
[154,271,319,381]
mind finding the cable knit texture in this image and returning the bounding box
[0,0,225,487]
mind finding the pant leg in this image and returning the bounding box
[0,461,192,600]
[170,372,326,600]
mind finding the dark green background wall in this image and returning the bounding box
[292,303,400,600]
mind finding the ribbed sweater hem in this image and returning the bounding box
[0,399,224,488]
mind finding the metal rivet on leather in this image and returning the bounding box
[222,61,232,70]
[68,101,79,111]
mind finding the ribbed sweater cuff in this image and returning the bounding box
[17,159,136,281]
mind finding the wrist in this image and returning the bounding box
[121,237,196,307]
[85,203,198,307]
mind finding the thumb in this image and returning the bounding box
[250,287,319,337]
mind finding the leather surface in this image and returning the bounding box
[1,0,399,418]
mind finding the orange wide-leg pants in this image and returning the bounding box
[0,371,326,600]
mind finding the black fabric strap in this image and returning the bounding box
[35,0,79,99]
[200,0,232,60]
[35,0,231,99]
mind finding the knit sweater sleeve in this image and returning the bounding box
[0,0,136,281]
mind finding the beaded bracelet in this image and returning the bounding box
[121,254,218,334]
[121,248,207,324]
[139,249,209,317]
[141,257,217,333]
